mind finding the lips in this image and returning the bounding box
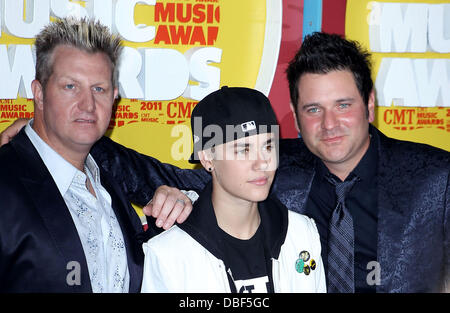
[248,176,268,186]
[321,135,344,144]
[74,118,96,123]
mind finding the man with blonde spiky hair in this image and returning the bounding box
[0,17,191,292]
[33,17,123,93]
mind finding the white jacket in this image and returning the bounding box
[141,194,326,293]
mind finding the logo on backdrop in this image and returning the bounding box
[0,1,222,128]
[346,0,450,151]
[368,1,450,134]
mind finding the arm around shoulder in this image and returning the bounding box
[91,136,210,206]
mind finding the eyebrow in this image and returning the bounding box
[301,97,356,109]
[300,103,320,110]
[336,97,355,103]
[233,138,274,148]
[57,74,110,86]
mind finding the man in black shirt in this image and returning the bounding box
[275,32,448,292]
[305,134,378,292]
[284,34,382,292]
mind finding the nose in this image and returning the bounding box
[252,150,271,172]
[321,109,338,130]
[77,88,95,113]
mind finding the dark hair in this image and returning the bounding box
[286,32,373,112]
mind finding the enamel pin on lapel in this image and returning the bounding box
[295,250,316,275]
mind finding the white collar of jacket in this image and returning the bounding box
[178,181,289,262]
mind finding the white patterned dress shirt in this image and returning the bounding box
[25,121,130,293]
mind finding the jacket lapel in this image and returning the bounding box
[12,130,92,292]
[274,139,316,214]
[100,171,144,293]
[373,127,409,292]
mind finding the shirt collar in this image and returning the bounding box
[85,154,101,185]
[24,119,99,196]
[351,133,378,183]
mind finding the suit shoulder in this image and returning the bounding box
[0,144,22,181]
[279,138,315,168]
[280,138,307,154]
[0,142,17,163]
[93,136,151,158]
[91,136,125,159]
[387,135,448,156]
[381,135,449,168]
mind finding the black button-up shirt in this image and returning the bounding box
[305,136,378,293]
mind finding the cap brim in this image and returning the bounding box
[188,152,200,164]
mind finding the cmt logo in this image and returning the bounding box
[383,108,415,125]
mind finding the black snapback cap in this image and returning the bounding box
[189,86,278,163]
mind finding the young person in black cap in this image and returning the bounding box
[141,87,325,293]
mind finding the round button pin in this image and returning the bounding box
[303,265,311,275]
[310,259,316,270]
[295,258,304,273]
[299,250,310,262]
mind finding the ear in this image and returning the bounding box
[31,80,44,111]
[198,150,214,172]
[367,90,375,123]
[290,102,301,133]
[113,87,119,101]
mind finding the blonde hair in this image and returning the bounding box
[34,17,123,89]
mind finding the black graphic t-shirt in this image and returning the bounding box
[220,225,272,293]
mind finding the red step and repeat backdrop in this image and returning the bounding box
[0,0,449,172]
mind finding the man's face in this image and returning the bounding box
[295,70,375,177]
[32,45,118,158]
